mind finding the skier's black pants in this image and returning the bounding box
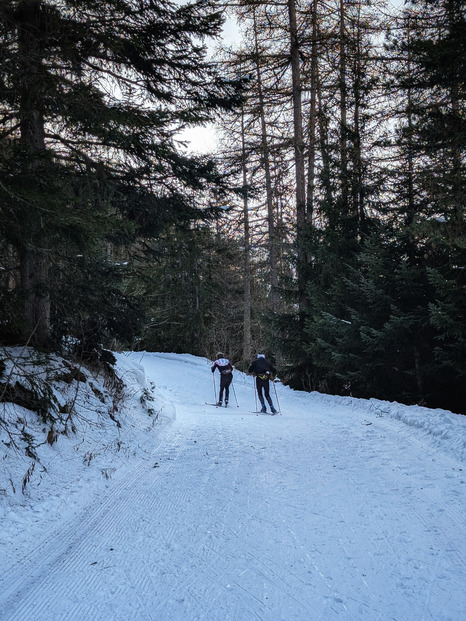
[256,377,274,408]
[219,374,232,403]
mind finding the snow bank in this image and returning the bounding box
[303,389,466,463]
[0,349,165,524]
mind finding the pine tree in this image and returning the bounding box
[273,0,389,390]
[318,0,466,412]
[388,0,466,410]
[138,224,246,360]
[0,0,240,350]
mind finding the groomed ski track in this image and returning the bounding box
[1,352,465,620]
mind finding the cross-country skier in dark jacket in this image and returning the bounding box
[211,352,233,406]
[248,353,277,414]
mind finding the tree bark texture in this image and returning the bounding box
[17,0,51,345]
[287,0,307,308]
[240,104,252,362]
[252,7,280,312]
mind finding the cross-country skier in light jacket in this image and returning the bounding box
[211,352,233,407]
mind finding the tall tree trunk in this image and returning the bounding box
[18,0,50,346]
[402,14,417,266]
[287,0,307,307]
[351,5,364,230]
[339,0,349,217]
[252,7,279,312]
[317,68,334,219]
[306,0,318,227]
[446,0,463,232]
[240,104,252,363]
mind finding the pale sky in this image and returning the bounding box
[181,2,404,154]
[179,14,239,154]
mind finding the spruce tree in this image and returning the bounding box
[391,0,466,411]
[0,0,240,350]
[138,224,246,360]
[322,0,466,412]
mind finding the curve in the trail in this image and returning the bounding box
[0,352,465,621]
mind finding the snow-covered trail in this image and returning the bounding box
[1,352,465,621]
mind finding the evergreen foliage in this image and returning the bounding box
[0,0,240,353]
[138,224,250,362]
[310,0,464,412]
[1,0,463,414]
[228,0,465,413]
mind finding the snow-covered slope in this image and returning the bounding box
[1,351,465,620]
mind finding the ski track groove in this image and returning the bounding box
[147,418,320,621]
[0,424,188,621]
[146,422,276,621]
[286,408,466,621]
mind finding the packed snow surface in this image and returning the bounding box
[1,352,465,621]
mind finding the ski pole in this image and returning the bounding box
[212,373,217,403]
[231,380,239,407]
[273,381,282,415]
[253,376,257,412]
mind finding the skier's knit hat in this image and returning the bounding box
[257,353,265,358]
